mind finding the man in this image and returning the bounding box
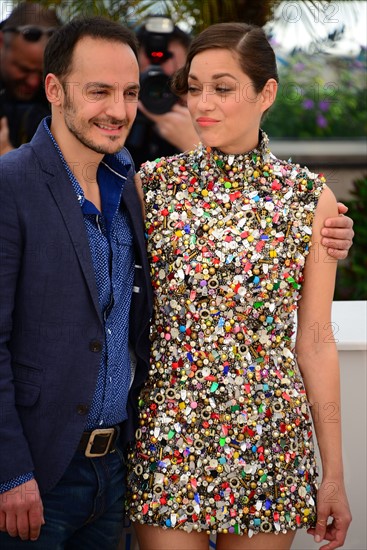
[0,3,61,155]
[0,16,152,547]
[126,19,199,168]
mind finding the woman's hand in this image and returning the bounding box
[307,478,352,549]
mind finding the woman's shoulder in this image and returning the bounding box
[266,149,326,198]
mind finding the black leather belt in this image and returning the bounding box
[77,426,119,457]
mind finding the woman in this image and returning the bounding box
[127,23,352,550]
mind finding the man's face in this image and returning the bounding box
[58,37,140,157]
[0,33,46,100]
[160,39,187,76]
[139,39,187,76]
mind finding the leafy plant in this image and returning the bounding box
[334,176,367,300]
[263,48,367,138]
[14,0,348,33]
[10,0,275,27]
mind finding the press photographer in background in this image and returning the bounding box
[0,2,61,156]
[126,16,199,168]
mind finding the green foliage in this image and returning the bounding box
[28,0,135,23]
[17,0,361,40]
[15,0,363,40]
[263,49,367,138]
[334,176,367,300]
[12,0,162,23]
[165,0,274,33]
[16,0,275,30]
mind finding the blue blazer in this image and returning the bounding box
[0,121,153,494]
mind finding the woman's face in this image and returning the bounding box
[186,48,276,154]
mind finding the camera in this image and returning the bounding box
[138,16,179,114]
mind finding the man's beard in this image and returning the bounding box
[62,94,130,155]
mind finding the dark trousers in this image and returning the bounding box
[0,441,127,549]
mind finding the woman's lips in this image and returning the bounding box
[196,117,220,127]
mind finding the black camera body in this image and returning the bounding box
[138,16,179,114]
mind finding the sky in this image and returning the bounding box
[265,1,367,55]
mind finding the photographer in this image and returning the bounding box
[0,3,61,156]
[126,17,199,168]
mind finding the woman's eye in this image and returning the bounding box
[188,86,201,94]
[216,87,231,94]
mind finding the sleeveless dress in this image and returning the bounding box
[127,131,324,537]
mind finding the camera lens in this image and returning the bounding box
[139,66,178,114]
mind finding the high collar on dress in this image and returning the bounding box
[198,129,271,167]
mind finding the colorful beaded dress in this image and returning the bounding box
[127,131,324,536]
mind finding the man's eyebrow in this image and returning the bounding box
[85,82,114,88]
[85,82,140,90]
[188,72,237,81]
[125,82,140,91]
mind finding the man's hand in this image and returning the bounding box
[138,102,199,152]
[0,116,14,156]
[321,202,354,260]
[0,480,44,541]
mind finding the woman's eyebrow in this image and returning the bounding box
[188,72,237,81]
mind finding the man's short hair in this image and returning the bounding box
[43,16,138,81]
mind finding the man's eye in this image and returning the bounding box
[89,90,106,97]
[125,90,139,101]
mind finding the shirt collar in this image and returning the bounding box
[43,117,131,207]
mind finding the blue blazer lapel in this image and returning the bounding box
[30,122,103,324]
[121,164,153,310]
[47,176,103,324]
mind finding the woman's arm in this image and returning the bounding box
[296,186,352,550]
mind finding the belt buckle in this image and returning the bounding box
[85,427,115,458]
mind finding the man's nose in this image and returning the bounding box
[105,94,128,119]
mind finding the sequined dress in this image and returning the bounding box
[127,132,324,536]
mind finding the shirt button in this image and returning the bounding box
[89,340,102,352]
[76,404,89,415]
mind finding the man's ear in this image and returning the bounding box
[45,73,64,106]
[260,78,278,113]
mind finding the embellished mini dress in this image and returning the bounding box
[127,132,325,536]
